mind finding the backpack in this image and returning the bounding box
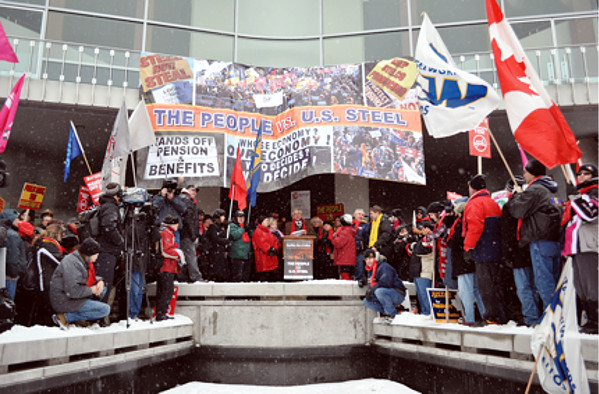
[77,208,100,241]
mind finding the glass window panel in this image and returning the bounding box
[146,25,233,61]
[436,24,490,54]
[4,0,45,5]
[0,6,42,38]
[148,0,235,32]
[504,0,597,17]
[411,0,486,24]
[237,38,320,68]
[46,12,142,50]
[324,0,409,34]
[324,36,366,65]
[237,0,320,37]
[364,31,411,61]
[555,18,597,46]
[511,21,552,48]
[49,0,143,18]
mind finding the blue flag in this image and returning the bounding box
[64,121,83,182]
[247,122,263,207]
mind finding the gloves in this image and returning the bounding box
[267,247,277,256]
[464,250,475,264]
[365,287,374,301]
[566,183,578,198]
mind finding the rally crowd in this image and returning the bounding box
[0,160,596,333]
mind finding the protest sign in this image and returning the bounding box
[77,186,91,213]
[316,203,344,222]
[84,172,103,206]
[18,183,46,211]
[469,119,492,158]
[283,236,315,280]
[428,288,463,323]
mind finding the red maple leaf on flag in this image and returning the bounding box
[491,40,538,97]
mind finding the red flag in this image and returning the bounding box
[0,74,25,153]
[0,21,18,63]
[229,147,248,210]
[486,0,581,168]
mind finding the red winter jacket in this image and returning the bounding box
[463,189,502,262]
[252,224,280,273]
[160,225,180,274]
[331,225,357,266]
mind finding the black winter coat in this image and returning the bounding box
[207,222,230,281]
[448,219,475,277]
[179,193,199,241]
[501,197,533,269]
[373,214,394,260]
[97,195,125,255]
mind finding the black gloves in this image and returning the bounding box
[566,183,578,197]
[365,287,374,301]
[267,247,277,256]
[464,250,475,264]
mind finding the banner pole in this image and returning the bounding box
[525,346,544,394]
[488,130,522,193]
[129,153,137,187]
[226,183,235,238]
[477,156,482,175]
[247,204,252,226]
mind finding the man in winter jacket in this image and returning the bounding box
[156,215,183,321]
[363,248,407,322]
[50,238,109,328]
[229,210,251,282]
[331,214,357,280]
[564,163,598,334]
[352,209,370,287]
[152,179,187,240]
[509,159,562,312]
[96,183,125,305]
[463,174,505,324]
[368,205,393,261]
[0,209,27,299]
[178,185,202,283]
[206,209,230,282]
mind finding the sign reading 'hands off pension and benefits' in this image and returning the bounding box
[137,54,426,192]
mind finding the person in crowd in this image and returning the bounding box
[50,238,109,328]
[19,210,35,225]
[392,224,412,280]
[508,159,562,312]
[368,205,394,261]
[502,177,540,326]
[284,209,314,236]
[24,223,67,326]
[331,214,356,280]
[198,214,212,279]
[409,221,435,315]
[152,179,187,243]
[0,209,27,300]
[427,201,457,289]
[412,206,430,236]
[269,217,284,280]
[389,208,405,231]
[463,174,505,325]
[563,163,598,334]
[315,220,335,279]
[96,183,125,311]
[156,215,183,321]
[206,209,230,282]
[362,248,407,323]
[39,209,54,230]
[229,210,251,282]
[178,185,203,283]
[448,202,486,325]
[352,209,370,287]
[334,216,342,231]
[252,215,280,282]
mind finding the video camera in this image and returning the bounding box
[121,187,149,206]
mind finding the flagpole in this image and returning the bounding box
[247,203,252,226]
[477,156,482,175]
[70,121,93,175]
[488,130,522,193]
[129,153,137,187]
[226,183,235,238]
[525,347,544,394]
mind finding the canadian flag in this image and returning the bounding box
[486,0,581,169]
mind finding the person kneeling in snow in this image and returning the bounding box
[362,248,407,322]
[50,238,109,328]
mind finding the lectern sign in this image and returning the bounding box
[283,236,315,280]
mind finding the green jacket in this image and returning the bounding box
[229,222,251,259]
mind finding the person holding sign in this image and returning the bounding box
[362,248,407,323]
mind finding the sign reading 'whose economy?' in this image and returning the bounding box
[137,54,425,192]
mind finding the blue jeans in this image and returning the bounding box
[529,240,561,311]
[457,273,485,323]
[443,248,458,289]
[5,279,16,300]
[129,271,144,319]
[355,252,364,281]
[414,277,432,315]
[513,266,541,326]
[363,287,405,317]
[65,288,110,323]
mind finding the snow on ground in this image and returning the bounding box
[162,379,420,394]
[0,314,193,343]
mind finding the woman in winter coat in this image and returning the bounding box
[331,214,357,280]
[49,238,109,328]
[229,210,251,282]
[207,209,231,282]
[252,215,280,282]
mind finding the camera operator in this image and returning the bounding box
[178,185,203,283]
[96,183,125,312]
[152,179,186,245]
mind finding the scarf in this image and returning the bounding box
[240,223,250,242]
[42,237,65,254]
[368,214,382,248]
[365,259,378,287]
[86,260,97,287]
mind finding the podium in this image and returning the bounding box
[282,236,315,280]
